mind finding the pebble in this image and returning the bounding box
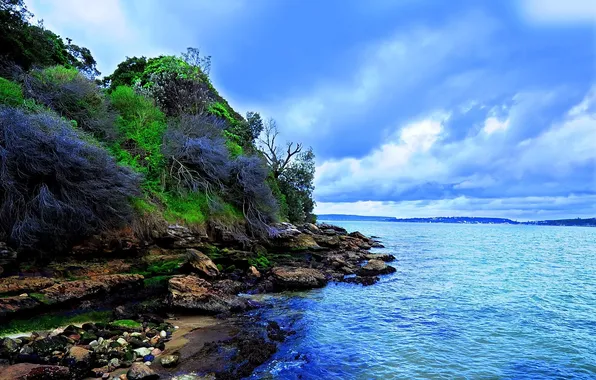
[98,337,104,345]
[117,337,128,346]
[174,326,179,329]
[143,354,154,362]
[123,332,129,338]
[102,374,110,380]
[89,340,99,348]
[19,293,28,297]
[150,348,161,356]
[133,347,152,357]
[159,330,167,338]
[144,361,151,366]
[119,374,127,380]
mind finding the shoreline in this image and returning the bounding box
[0,222,396,379]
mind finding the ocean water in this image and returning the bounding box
[249,222,596,379]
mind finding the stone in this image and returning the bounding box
[248,266,261,278]
[0,337,20,356]
[117,338,128,346]
[364,253,395,262]
[143,354,154,362]
[313,234,340,248]
[358,259,397,276]
[159,331,166,339]
[167,276,249,314]
[89,340,99,348]
[270,223,302,238]
[0,363,71,380]
[159,353,179,368]
[348,231,368,240]
[109,358,121,369]
[144,361,151,366]
[186,249,219,278]
[126,362,159,380]
[150,348,161,356]
[271,267,328,289]
[133,347,152,357]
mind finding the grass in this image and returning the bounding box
[133,259,185,277]
[0,310,111,337]
[163,192,208,224]
[111,319,142,328]
[0,77,24,107]
[143,275,173,289]
[29,292,52,305]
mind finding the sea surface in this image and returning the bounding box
[248,222,596,379]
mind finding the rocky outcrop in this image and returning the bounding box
[359,259,397,276]
[167,275,249,314]
[270,267,327,290]
[0,296,40,318]
[0,277,56,295]
[40,274,144,304]
[0,242,17,276]
[187,248,219,278]
[0,363,71,380]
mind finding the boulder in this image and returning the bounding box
[127,362,159,380]
[358,259,396,276]
[0,363,71,380]
[313,234,340,248]
[168,276,249,314]
[0,337,20,357]
[301,223,321,234]
[65,346,92,375]
[248,266,261,278]
[364,253,395,262]
[41,274,144,304]
[0,295,40,318]
[318,223,347,235]
[271,267,327,289]
[187,249,219,278]
[0,277,55,295]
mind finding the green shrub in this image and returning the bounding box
[0,311,111,336]
[163,192,208,224]
[112,319,141,328]
[0,78,24,106]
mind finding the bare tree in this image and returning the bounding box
[259,118,302,179]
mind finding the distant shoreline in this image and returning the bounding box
[317,215,596,227]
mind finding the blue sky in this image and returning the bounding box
[26,0,596,220]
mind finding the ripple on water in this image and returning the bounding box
[249,223,596,380]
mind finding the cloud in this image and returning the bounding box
[520,0,596,25]
[314,85,596,211]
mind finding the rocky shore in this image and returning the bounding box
[0,222,396,379]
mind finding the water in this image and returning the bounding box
[249,222,596,379]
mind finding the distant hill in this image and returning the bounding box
[317,214,398,222]
[316,214,596,227]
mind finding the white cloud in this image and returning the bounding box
[483,117,510,134]
[520,0,596,24]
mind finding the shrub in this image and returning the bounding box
[110,86,166,191]
[0,77,24,106]
[229,156,279,235]
[0,107,139,252]
[23,66,116,139]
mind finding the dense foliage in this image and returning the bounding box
[0,107,139,251]
[0,0,316,253]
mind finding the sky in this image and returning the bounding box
[25,0,596,220]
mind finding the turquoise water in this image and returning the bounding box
[250,222,596,379]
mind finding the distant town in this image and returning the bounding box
[317,215,596,227]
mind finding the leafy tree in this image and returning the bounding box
[102,56,148,90]
[278,148,316,223]
[0,0,98,76]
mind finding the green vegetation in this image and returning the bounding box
[0,0,316,254]
[0,77,24,106]
[143,275,173,289]
[0,310,110,336]
[248,253,272,270]
[133,258,185,277]
[111,319,142,328]
[29,292,51,305]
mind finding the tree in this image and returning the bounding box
[259,118,303,179]
[278,148,316,223]
[101,56,147,89]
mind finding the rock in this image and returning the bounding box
[117,338,128,346]
[344,275,380,286]
[65,346,92,375]
[358,259,397,276]
[159,353,179,368]
[0,337,20,357]
[150,348,161,356]
[159,331,166,339]
[0,277,56,295]
[211,279,245,295]
[40,274,144,304]
[348,231,368,240]
[0,363,71,380]
[133,348,152,357]
[248,266,261,278]
[143,354,154,362]
[270,223,302,238]
[187,249,219,278]
[126,362,159,380]
[318,223,348,235]
[302,223,321,234]
[271,267,327,289]
[119,374,128,380]
[0,295,41,318]
[364,253,395,262]
[313,234,340,248]
[167,276,249,314]
[144,361,151,366]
